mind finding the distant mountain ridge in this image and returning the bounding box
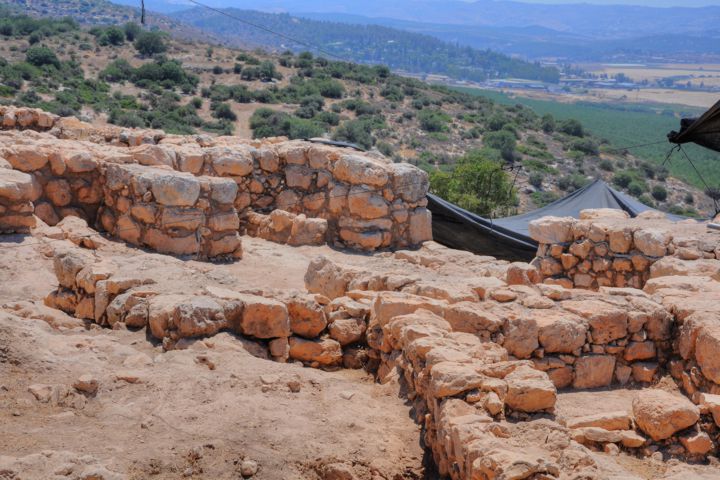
[134,0,720,38]
[171,7,561,83]
[298,12,720,62]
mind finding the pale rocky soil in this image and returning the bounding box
[0,233,433,480]
[1,231,719,480]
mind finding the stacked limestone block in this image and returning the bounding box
[2,110,432,251]
[99,163,243,259]
[305,257,674,389]
[166,138,433,250]
[530,209,720,290]
[0,163,39,232]
[0,131,105,226]
[245,209,328,246]
[0,106,58,131]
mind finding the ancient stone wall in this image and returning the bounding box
[1,106,58,131]
[529,209,720,289]
[99,163,243,258]
[0,110,432,255]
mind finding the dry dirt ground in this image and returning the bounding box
[0,233,435,480]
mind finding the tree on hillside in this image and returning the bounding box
[102,26,126,46]
[124,22,141,42]
[429,150,517,216]
[25,45,60,68]
[134,31,167,56]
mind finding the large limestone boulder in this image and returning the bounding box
[633,228,671,257]
[573,355,616,389]
[632,389,699,441]
[504,365,556,412]
[288,336,342,367]
[150,172,201,207]
[286,294,327,338]
[533,310,587,354]
[579,208,629,220]
[235,294,290,339]
[528,216,575,244]
[332,154,389,187]
[695,323,720,384]
[0,169,40,202]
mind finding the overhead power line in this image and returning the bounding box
[184,0,350,62]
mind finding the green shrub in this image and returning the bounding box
[598,159,614,171]
[483,130,517,162]
[26,45,60,68]
[429,150,517,216]
[529,172,544,189]
[101,26,125,46]
[540,113,556,134]
[628,181,646,196]
[531,191,560,207]
[333,116,385,149]
[100,58,133,82]
[212,102,236,121]
[570,138,599,155]
[133,31,166,56]
[316,78,344,98]
[559,119,584,137]
[613,171,633,189]
[651,184,668,201]
[123,22,141,41]
[418,109,450,133]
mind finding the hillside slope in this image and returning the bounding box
[0,10,712,218]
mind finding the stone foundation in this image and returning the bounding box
[100,163,242,258]
[0,109,432,256]
[529,209,720,289]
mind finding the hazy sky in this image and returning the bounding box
[514,0,720,5]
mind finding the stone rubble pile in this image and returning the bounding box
[530,209,720,289]
[0,111,432,254]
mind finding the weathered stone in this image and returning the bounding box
[680,431,713,455]
[634,228,671,257]
[443,301,503,334]
[151,172,200,207]
[408,208,432,244]
[632,389,699,441]
[565,412,631,431]
[288,336,342,366]
[429,362,486,398]
[328,318,366,346]
[287,295,327,338]
[211,150,253,176]
[624,341,656,361]
[504,365,556,412]
[233,294,290,339]
[573,355,615,389]
[695,324,720,384]
[333,154,389,187]
[528,216,575,244]
[502,316,538,359]
[535,310,587,354]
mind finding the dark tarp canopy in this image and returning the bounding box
[428,179,682,261]
[668,99,720,153]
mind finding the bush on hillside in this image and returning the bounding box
[26,45,60,68]
[134,31,167,56]
[429,150,517,216]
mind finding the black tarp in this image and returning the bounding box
[668,99,720,153]
[428,179,682,261]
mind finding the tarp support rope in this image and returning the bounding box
[678,145,719,215]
